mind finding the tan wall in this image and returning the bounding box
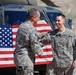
[37,0,76,33]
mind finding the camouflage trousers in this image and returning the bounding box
[46,64,74,75]
[16,66,34,75]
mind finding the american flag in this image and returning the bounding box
[0,24,53,68]
[0,25,15,68]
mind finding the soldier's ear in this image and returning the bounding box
[63,18,65,24]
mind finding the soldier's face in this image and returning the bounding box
[32,11,40,24]
[56,16,65,30]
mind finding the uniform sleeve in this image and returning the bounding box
[29,31,43,55]
[73,35,76,60]
[41,32,51,44]
[71,32,76,61]
[37,32,47,38]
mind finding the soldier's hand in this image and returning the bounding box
[73,60,76,68]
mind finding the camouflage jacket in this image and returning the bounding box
[14,21,43,66]
[42,28,76,68]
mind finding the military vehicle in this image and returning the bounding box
[0,0,71,75]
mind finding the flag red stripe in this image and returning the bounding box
[33,24,50,27]
[13,45,16,48]
[12,25,20,28]
[12,38,16,41]
[0,64,16,68]
[43,48,52,52]
[12,32,17,35]
[0,58,14,61]
[35,55,53,59]
[0,51,13,54]
[37,30,51,33]
[34,61,52,65]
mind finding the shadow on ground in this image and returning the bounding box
[0,67,46,75]
[0,67,16,75]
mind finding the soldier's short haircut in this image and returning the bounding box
[28,8,39,18]
[57,13,65,19]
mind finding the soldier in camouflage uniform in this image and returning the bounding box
[14,8,43,75]
[41,13,76,75]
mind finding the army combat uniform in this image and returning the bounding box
[42,29,76,75]
[14,21,43,75]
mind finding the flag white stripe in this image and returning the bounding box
[12,28,18,32]
[0,48,15,51]
[42,45,52,49]
[35,26,52,30]
[0,54,13,58]
[12,26,52,32]
[12,35,16,38]
[0,60,14,64]
[35,51,52,56]
[35,58,53,62]
[13,41,16,46]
